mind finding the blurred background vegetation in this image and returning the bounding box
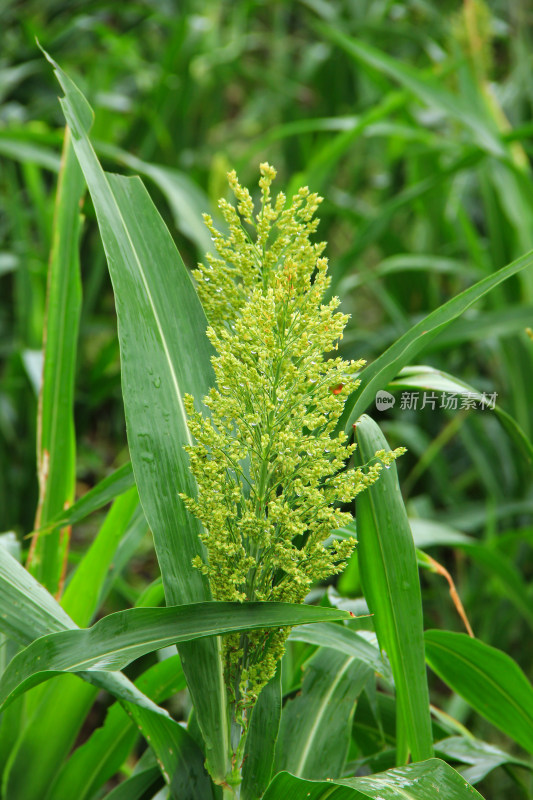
[1,0,533,793]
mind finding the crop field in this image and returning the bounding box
[0,2,532,799]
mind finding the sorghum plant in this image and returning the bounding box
[181,164,403,787]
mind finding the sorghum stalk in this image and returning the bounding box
[181,164,403,790]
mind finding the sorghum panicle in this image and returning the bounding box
[181,163,403,702]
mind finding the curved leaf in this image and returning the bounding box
[46,655,185,800]
[435,736,532,785]
[425,630,533,754]
[390,365,533,464]
[101,766,162,800]
[0,602,350,710]
[262,758,484,799]
[0,541,75,644]
[288,622,392,683]
[0,545,180,718]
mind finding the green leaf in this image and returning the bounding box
[0,538,23,777]
[4,491,143,800]
[390,365,533,464]
[0,544,179,717]
[36,462,135,535]
[425,630,533,754]
[96,142,214,255]
[409,519,475,549]
[340,248,533,430]
[242,667,282,800]
[353,415,433,763]
[0,601,350,710]
[47,655,186,800]
[288,623,392,683]
[317,26,505,158]
[435,736,533,785]
[3,675,97,800]
[0,543,218,795]
[275,648,371,779]
[25,127,84,594]
[99,506,152,606]
[127,708,214,800]
[61,486,141,626]
[45,49,229,780]
[0,130,62,172]
[101,766,162,800]
[262,758,485,799]
[0,539,76,644]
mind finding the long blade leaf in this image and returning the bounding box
[26,127,84,595]
[0,602,350,710]
[45,50,229,778]
[354,415,433,762]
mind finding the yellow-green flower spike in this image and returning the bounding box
[181,164,404,767]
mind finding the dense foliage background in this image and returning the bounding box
[1,1,532,797]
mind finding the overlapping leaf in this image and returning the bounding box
[0,601,350,710]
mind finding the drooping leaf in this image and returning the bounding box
[0,544,217,793]
[0,544,178,717]
[0,539,76,644]
[46,655,185,800]
[435,736,532,785]
[127,708,214,800]
[339,249,533,429]
[5,490,143,800]
[390,365,533,464]
[288,622,392,683]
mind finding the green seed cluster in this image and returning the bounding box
[181,163,403,698]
